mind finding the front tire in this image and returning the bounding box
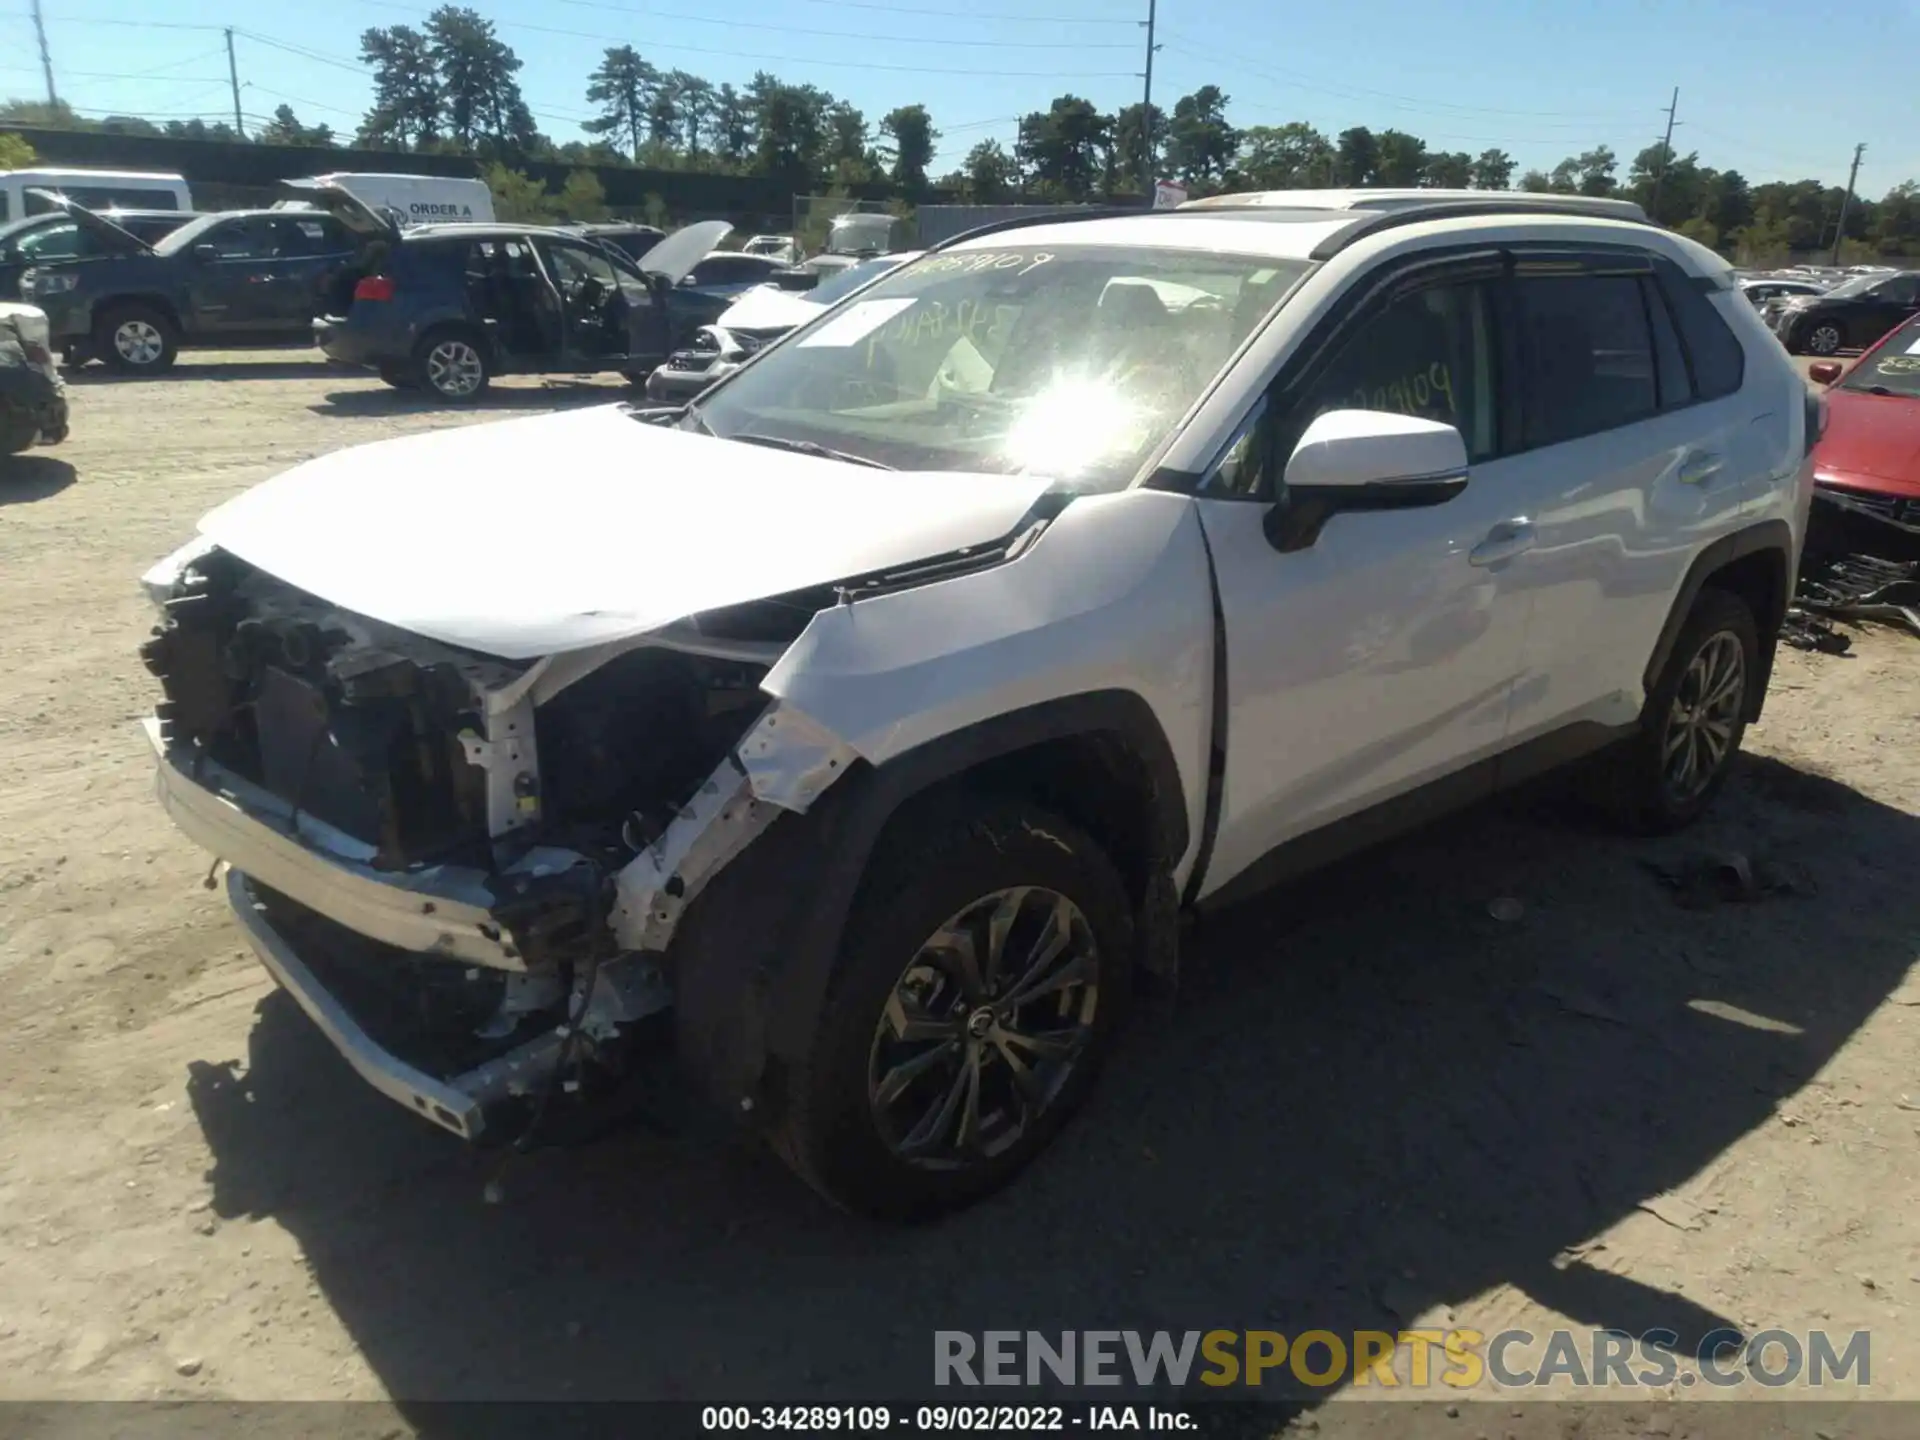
[773,801,1133,1220]
[1605,588,1759,833]
[95,303,178,374]
[415,330,490,401]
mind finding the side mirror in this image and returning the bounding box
[192,242,218,262]
[1808,360,1844,385]
[1264,409,1470,553]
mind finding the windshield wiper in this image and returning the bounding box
[729,432,895,469]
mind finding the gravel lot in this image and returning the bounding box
[1,351,1916,1434]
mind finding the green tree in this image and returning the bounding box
[425,6,537,157]
[880,103,937,190]
[1374,129,1428,186]
[825,101,873,182]
[483,162,550,221]
[1470,148,1515,190]
[1016,95,1109,201]
[584,46,657,160]
[1517,167,1552,192]
[259,104,334,147]
[553,168,609,221]
[1421,150,1472,188]
[712,83,753,167]
[962,138,1016,201]
[1335,127,1378,186]
[359,24,441,149]
[1235,122,1333,188]
[672,72,716,155]
[755,81,827,192]
[1166,85,1236,186]
[0,131,34,169]
[1573,144,1618,196]
[1110,102,1165,194]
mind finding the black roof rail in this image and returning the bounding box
[923,204,1149,253]
[918,195,1657,261]
[1304,198,1656,261]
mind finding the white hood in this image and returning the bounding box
[195,406,1053,660]
[714,284,822,334]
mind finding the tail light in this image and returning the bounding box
[353,275,395,303]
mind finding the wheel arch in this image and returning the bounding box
[97,292,183,337]
[669,690,1187,1124]
[1643,520,1793,723]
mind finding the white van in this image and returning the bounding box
[288,173,495,226]
[0,169,193,224]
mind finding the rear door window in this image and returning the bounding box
[1514,273,1658,448]
[1654,261,1744,401]
[198,219,271,261]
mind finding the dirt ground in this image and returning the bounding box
[1,352,1917,1432]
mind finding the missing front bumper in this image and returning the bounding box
[225,868,565,1140]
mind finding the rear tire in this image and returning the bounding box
[772,799,1132,1221]
[1800,320,1845,357]
[1603,588,1759,834]
[414,329,490,401]
[95,303,178,374]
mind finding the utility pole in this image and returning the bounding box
[225,28,245,137]
[1139,0,1158,202]
[1830,142,1865,266]
[1647,86,1680,222]
[31,0,56,106]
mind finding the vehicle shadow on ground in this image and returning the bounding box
[185,752,1920,1417]
[65,359,330,384]
[0,455,76,503]
[308,381,635,418]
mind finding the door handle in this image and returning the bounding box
[1679,450,1724,485]
[1469,518,1535,567]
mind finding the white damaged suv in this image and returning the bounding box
[141,191,1816,1218]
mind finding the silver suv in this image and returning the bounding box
[139,190,1815,1218]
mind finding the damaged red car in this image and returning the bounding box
[1808,312,1920,550]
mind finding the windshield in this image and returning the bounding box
[1822,274,1883,301]
[153,213,232,256]
[806,255,903,306]
[1842,315,1920,399]
[689,244,1309,489]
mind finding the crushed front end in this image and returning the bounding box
[140,542,847,1143]
[0,303,69,454]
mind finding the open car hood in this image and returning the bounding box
[636,219,731,285]
[23,190,152,255]
[278,178,402,243]
[192,405,1055,660]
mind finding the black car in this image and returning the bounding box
[302,183,735,401]
[18,194,370,372]
[565,222,666,265]
[0,208,201,301]
[1772,268,1920,355]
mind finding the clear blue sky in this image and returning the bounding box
[5,0,1916,198]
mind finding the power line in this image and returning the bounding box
[547,0,1138,47]
[1159,37,1644,125]
[788,0,1138,23]
[0,65,226,80]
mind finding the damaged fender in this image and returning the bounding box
[660,489,1217,1119]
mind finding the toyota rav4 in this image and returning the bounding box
[139,192,1816,1219]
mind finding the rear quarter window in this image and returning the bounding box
[1655,261,1745,401]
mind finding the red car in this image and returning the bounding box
[1808,312,1920,532]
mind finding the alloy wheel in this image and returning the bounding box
[867,886,1099,1170]
[425,339,483,397]
[1807,323,1843,356]
[1661,631,1746,804]
[114,320,164,367]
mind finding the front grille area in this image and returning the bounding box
[142,551,503,870]
[1819,483,1920,526]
